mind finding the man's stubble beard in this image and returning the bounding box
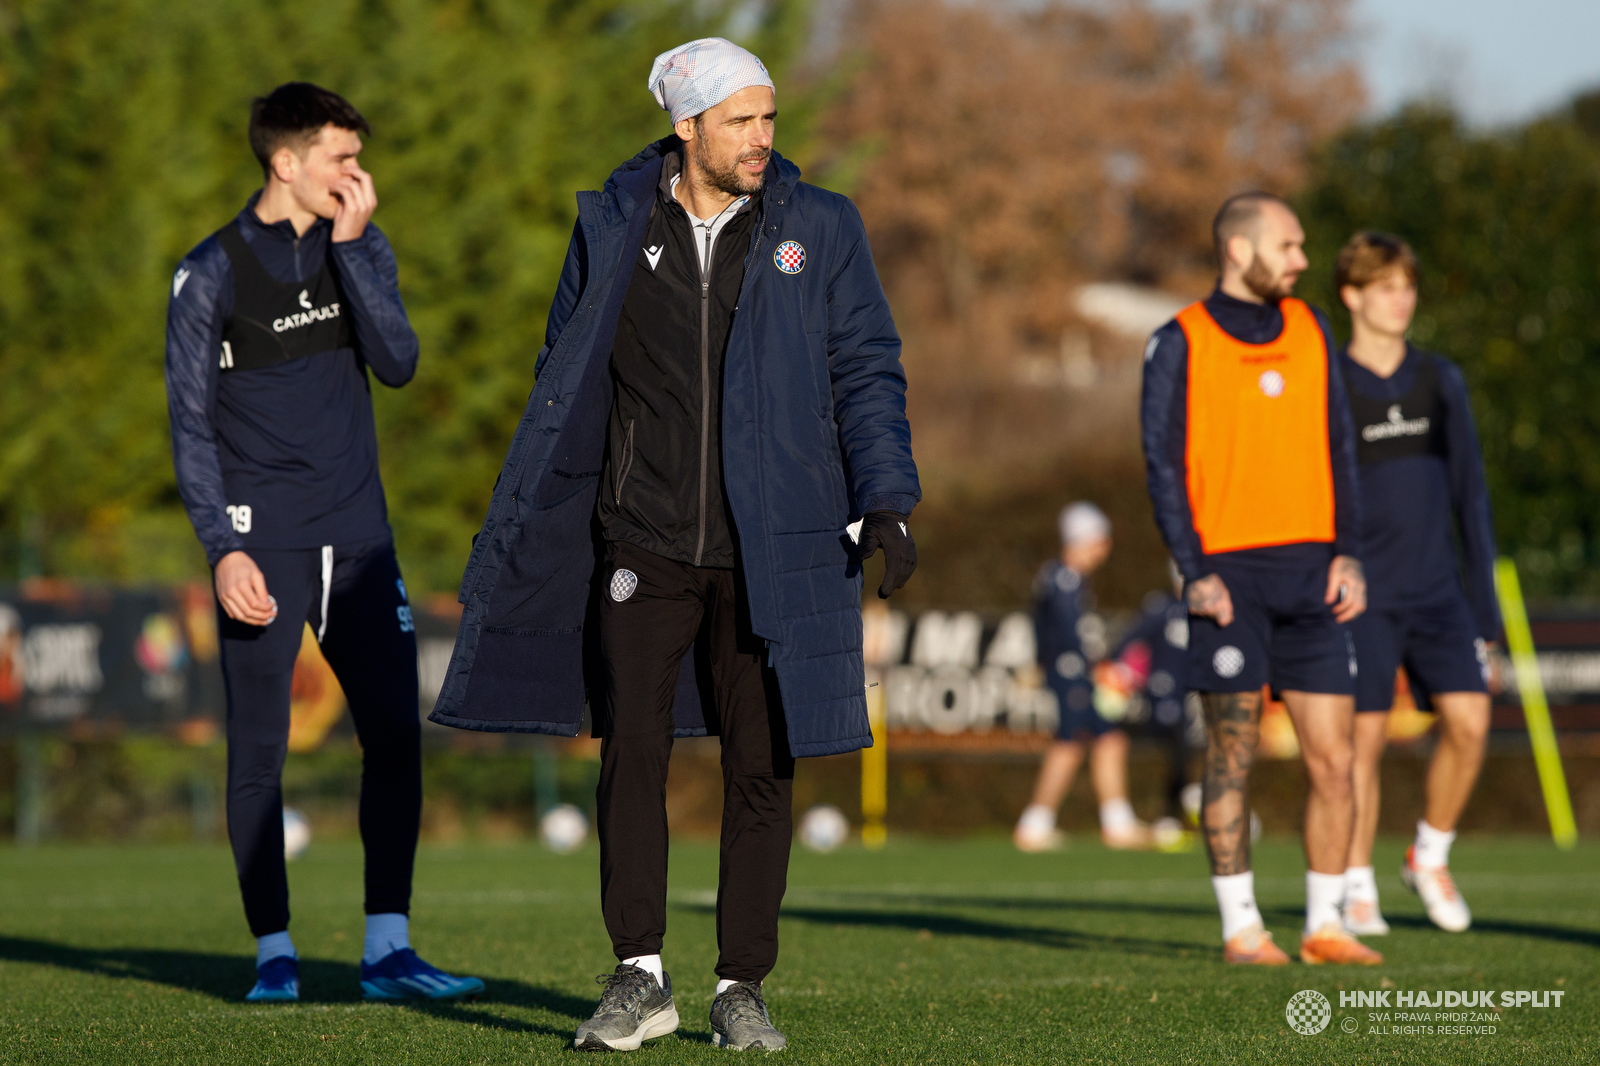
[1241,254,1297,302]
[692,137,768,198]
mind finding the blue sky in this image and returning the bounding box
[1356,0,1600,124]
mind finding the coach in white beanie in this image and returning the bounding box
[519,22,917,1059]
[648,37,774,123]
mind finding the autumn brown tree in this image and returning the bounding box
[810,0,1364,608]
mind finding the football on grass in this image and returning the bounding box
[799,804,850,852]
[282,807,311,861]
[540,803,589,853]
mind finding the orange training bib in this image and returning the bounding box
[1180,297,1335,556]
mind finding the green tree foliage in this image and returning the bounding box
[1296,106,1600,599]
[0,0,806,590]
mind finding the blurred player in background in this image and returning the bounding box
[164,83,482,1003]
[1095,563,1198,852]
[1014,503,1151,851]
[1334,232,1499,936]
[1142,192,1381,966]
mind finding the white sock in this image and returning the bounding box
[1305,871,1345,934]
[256,930,296,967]
[623,954,664,986]
[716,978,738,995]
[1099,798,1137,832]
[1344,865,1378,904]
[1211,872,1262,941]
[1017,804,1056,836]
[1413,819,1456,869]
[364,913,410,965]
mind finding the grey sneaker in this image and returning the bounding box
[573,965,680,1052]
[710,981,786,1051]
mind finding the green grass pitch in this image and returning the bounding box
[0,835,1592,1064]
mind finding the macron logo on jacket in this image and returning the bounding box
[173,268,192,298]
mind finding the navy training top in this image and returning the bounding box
[165,192,419,565]
[1337,345,1500,639]
[1141,288,1362,581]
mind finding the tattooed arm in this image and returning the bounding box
[1201,689,1263,875]
[1325,554,1366,623]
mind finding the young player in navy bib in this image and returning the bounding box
[164,83,481,1003]
[1333,232,1499,936]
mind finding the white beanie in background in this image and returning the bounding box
[1059,502,1111,547]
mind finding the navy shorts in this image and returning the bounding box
[1187,564,1356,695]
[1052,678,1117,739]
[1348,599,1489,712]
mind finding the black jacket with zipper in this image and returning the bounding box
[597,150,758,569]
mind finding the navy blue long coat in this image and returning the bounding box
[427,138,920,758]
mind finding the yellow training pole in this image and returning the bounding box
[862,674,888,849]
[1494,558,1578,850]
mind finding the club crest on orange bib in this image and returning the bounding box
[774,240,805,274]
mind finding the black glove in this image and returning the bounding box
[857,511,917,599]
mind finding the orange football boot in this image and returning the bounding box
[1223,924,1291,965]
[1300,922,1384,965]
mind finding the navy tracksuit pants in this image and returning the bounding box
[216,538,421,937]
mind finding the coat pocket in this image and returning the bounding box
[613,419,636,505]
[806,330,831,418]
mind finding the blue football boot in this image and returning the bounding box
[245,955,300,1002]
[360,948,485,1001]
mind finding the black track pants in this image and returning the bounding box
[217,538,421,937]
[596,542,795,984]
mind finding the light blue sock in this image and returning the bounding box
[364,913,410,965]
[256,930,295,967]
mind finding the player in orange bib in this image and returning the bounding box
[1141,192,1380,966]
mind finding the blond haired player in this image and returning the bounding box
[1334,231,1499,936]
